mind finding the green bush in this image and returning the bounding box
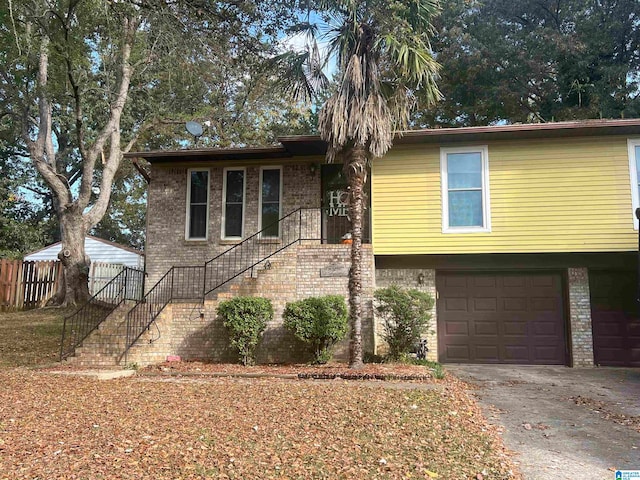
[217,296,273,366]
[283,295,348,364]
[374,285,434,360]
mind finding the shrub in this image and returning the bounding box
[374,285,434,360]
[283,295,348,364]
[217,296,273,366]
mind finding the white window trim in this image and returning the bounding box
[628,139,640,230]
[185,168,210,241]
[258,166,283,238]
[221,167,246,240]
[440,145,492,233]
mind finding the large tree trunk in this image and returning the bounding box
[26,15,138,307]
[345,145,368,369]
[47,211,91,307]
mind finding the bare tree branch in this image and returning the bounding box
[83,14,139,228]
[26,34,72,208]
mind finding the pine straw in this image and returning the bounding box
[0,369,521,480]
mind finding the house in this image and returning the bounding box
[68,119,640,368]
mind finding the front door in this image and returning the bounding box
[321,164,370,244]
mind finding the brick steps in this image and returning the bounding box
[64,255,295,368]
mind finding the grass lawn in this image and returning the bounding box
[0,371,519,480]
[0,308,73,368]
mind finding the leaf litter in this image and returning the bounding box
[0,369,521,479]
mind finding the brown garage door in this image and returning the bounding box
[437,272,567,364]
[590,271,640,367]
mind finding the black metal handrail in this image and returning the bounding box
[124,265,205,358]
[59,266,144,360]
[203,208,322,295]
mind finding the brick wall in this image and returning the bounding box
[146,162,321,287]
[126,244,375,366]
[374,269,438,361]
[567,267,595,366]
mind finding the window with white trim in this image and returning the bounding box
[222,168,246,239]
[259,166,282,237]
[628,139,640,230]
[441,146,491,233]
[185,169,209,240]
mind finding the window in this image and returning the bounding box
[259,166,282,237]
[628,139,640,230]
[185,169,209,240]
[440,146,491,233]
[222,168,246,239]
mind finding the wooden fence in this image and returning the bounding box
[0,260,62,311]
[0,260,142,311]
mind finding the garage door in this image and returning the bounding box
[590,271,640,367]
[437,272,567,364]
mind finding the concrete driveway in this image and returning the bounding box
[447,365,640,480]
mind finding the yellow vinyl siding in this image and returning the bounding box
[371,136,637,255]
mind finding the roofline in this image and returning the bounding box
[24,235,143,258]
[278,118,640,143]
[126,119,640,161]
[124,145,290,162]
[87,235,144,256]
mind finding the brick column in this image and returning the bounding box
[374,269,438,361]
[567,267,594,367]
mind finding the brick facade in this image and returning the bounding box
[121,161,376,366]
[146,163,321,287]
[374,269,438,361]
[124,244,375,366]
[567,267,595,366]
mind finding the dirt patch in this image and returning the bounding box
[137,360,441,382]
[496,380,528,387]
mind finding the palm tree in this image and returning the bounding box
[278,0,441,367]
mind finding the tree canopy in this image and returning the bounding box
[0,0,309,303]
[416,0,640,127]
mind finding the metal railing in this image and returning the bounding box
[121,207,370,360]
[124,266,205,357]
[60,266,144,360]
[204,208,322,295]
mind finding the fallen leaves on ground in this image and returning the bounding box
[0,369,521,479]
[570,395,640,432]
[140,360,439,380]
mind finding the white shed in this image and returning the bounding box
[24,236,144,269]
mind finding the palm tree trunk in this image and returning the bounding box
[345,145,368,369]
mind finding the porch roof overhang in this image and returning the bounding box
[125,118,640,163]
